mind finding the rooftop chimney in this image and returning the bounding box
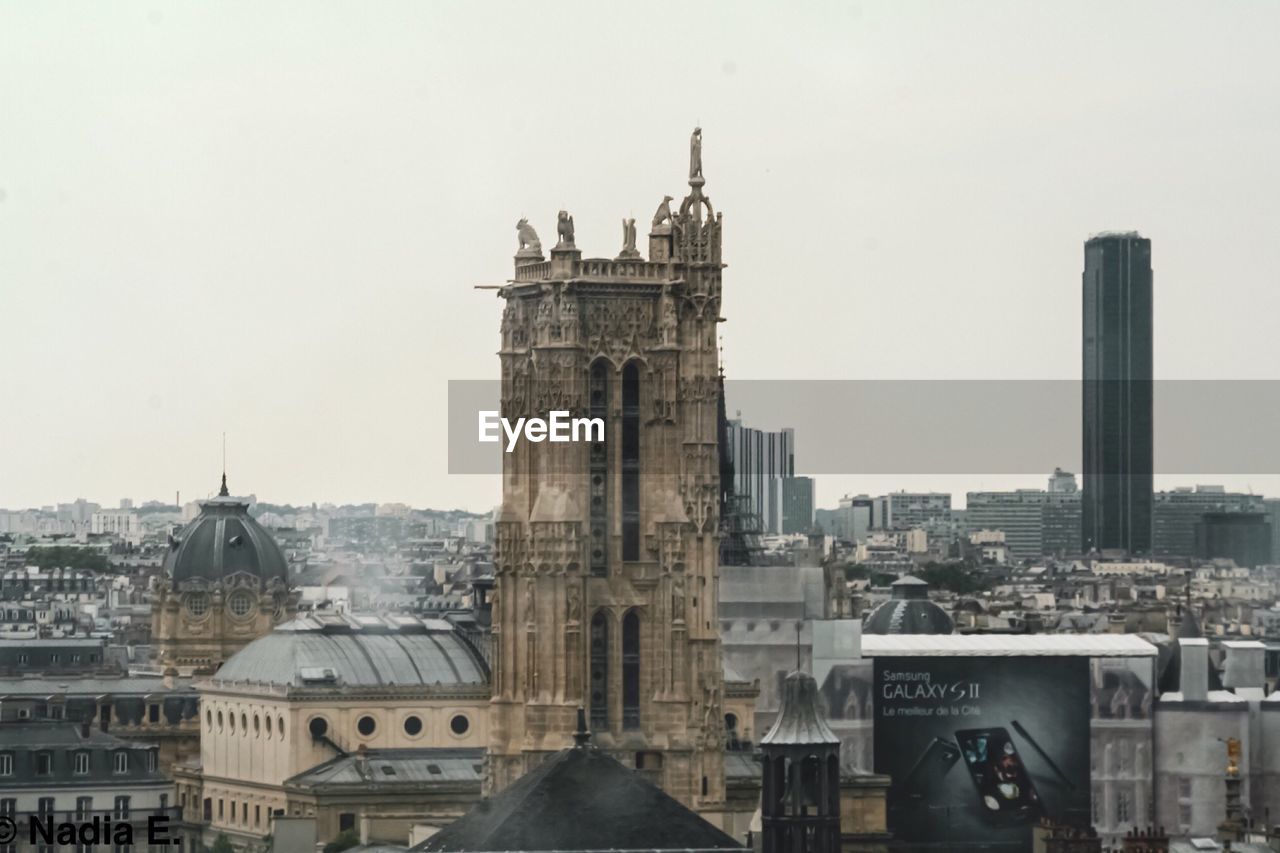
[1179,638,1209,702]
[1221,641,1265,699]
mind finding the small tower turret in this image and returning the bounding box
[761,670,841,853]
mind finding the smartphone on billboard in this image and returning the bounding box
[954,727,1043,824]
[896,736,961,800]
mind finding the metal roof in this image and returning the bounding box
[213,619,488,688]
[163,489,288,586]
[861,633,1158,657]
[761,671,839,746]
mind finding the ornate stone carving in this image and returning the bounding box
[516,219,542,256]
[566,584,581,624]
[689,127,703,182]
[658,291,678,347]
[555,210,575,249]
[559,295,579,344]
[701,673,722,748]
[652,195,674,230]
[618,218,640,260]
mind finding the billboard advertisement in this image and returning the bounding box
[874,656,1090,849]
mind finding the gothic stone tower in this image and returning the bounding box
[489,129,727,813]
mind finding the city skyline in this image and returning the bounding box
[4,1,1280,512]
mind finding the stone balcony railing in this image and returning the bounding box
[513,257,672,283]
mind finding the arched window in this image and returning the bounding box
[590,611,609,730]
[622,610,641,730]
[621,362,641,561]
[589,361,609,577]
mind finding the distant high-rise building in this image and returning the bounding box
[1082,232,1153,554]
[874,492,951,531]
[1048,468,1078,494]
[780,476,815,535]
[727,419,806,535]
[1152,486,1265,558]
[1042,491,1083,558]
[1266,499,1280,565]
[964,491,1048,562]
[1196,512,1272,569]
[964,474,1083,562]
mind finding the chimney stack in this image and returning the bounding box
[1179,638,1210,702]
[1221,641,1265,699]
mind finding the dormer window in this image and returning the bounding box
[113,751,128,774]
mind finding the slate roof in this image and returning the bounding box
[0,719,150,749]
[0,674,196,696]
[414,745,742,852]
[286,748,485,789]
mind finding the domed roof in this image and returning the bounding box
[164,476,288,587]
[213,614,489,689]
[863,575,954,635]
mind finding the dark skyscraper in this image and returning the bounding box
[1082,233,1153,554]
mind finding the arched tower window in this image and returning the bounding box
[589,361,609,577]
[621,362,641,561]
[589,611,609,731]
[622,610,641,729]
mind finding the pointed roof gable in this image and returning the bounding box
[415,746,741,852]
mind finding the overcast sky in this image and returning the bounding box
[2,1,1279,512]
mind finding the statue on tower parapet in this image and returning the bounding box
[516,218,543,259]
[651,196,674,231]
[617,218,641,259]
[689,126,703,184]
[555,210,576,249]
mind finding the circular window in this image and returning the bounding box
[186,593,210,618]
[279,716,286,738]
[229,713,235,733]
[308,717,328,739]
[449,714,470,736]
[206,710,212,731]
[241,713,248,732]
[265,716,272,736]
[217,711,224,730]
[356,715,377,737]
[228,592,255,618]
[403,716,423,737]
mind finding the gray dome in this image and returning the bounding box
[164,477,288,587]
[214,615,489,688]
[863,575,954,635]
